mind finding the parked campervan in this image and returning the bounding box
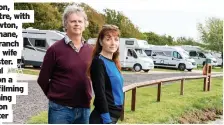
[180,45,218,66]
[210,52,222,66]
[87,38,154,72]
[87,38,97,46]
[21,28,65,68]
[144,46,197,71]
[119,38,154,72]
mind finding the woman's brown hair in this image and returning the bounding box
[87,24,121,78]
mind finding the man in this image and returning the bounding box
[37,4,92,124]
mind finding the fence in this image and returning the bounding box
[120,64,223,121]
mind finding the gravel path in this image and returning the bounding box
[123,72,208,86]
[207,116,223,124]
[4,72,222,124]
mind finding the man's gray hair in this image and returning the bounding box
[62,4,89,31]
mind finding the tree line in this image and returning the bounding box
[14,3,223,54]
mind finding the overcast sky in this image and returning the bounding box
[15,0,224,41]
[78,0,224,41]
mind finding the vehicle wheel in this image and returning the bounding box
[178,64,186,71]
[143,69,149,72]
[187,69,192,72]
[33,66,40,68]
[133,64,142,72]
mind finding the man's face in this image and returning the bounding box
[66,13,85,35]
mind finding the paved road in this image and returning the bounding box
[4,72,223,124]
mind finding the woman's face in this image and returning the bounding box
[101,33,119,54]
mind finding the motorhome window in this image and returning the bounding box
[127,49,133,56]
[189,51,197,56]
[135,49,143,54]
[128,49,137,58]
[144,50,152,56]
[163,51,172,57]
[155,52,165,56]
[199,52,206,58]
[173,51,182,59]
[173,51,178,58]
[133,51,138,58]
[23,37,31,46]
[178,53,182,59]
[125,40,134,45]
[35,39,46,47]
[152,52,157,56]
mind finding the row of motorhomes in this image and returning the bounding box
[20,28,222,72]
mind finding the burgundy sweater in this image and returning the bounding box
[37,39,93,108]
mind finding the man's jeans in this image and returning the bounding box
[48,101,90,124]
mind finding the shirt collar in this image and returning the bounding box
[64,34,85,45]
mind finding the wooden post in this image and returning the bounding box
[120,92,125,121]
[157,82,162,102]
[207,65,212,91]
[131,88,136,111]
[180,79,184,95]
[203,77,207,91]
[203,60,212,91]
[207,75,211,91]
[208,65,212,74]
[203,64,209,91]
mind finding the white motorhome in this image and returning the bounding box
[211,52,223,66]
[87,38,97,45]
[87,38,154,72]
[144,46,197,71]
[119,38,154,72]
[180,45,218,66]
[21,28,65,68]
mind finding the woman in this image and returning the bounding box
[88,24,124,124]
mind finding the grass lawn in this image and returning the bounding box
[119,77,223,124]
[26,77,223,124]
[22,69,40,75]
[196,66,223,72]
[211,67,223,72]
